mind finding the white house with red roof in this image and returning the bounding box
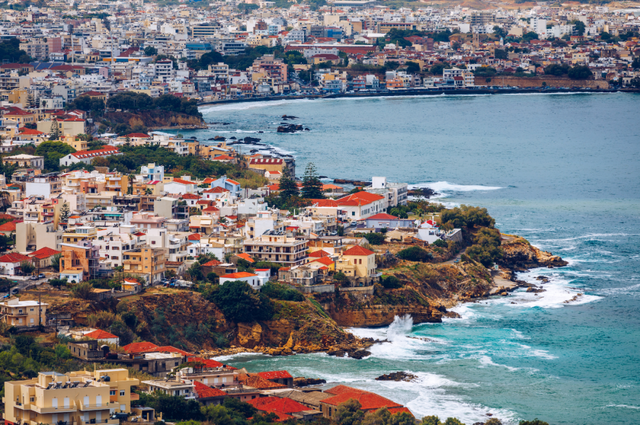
[0,253,32,276]
[84,329,120,345]
[219,271,264,290]
[336,191,386,221]
[59,146,122,166]
[164,177,197,195]
[358,213,415,230]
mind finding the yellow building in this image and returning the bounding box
[0,298,48,327]
[60,135,87,151]
[2,368,139,425]
[123,247,166,284]
[336,245,377,279]
[62,227,98,245]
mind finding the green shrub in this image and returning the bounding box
[381,275,402,289]
[397,246,433,262]
[364,232,386,245]
[208,280,273,323]
[261,282,304,301]
[433,238,448,248]
[519,420,549,425]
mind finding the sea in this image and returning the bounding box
[178,93,640,425]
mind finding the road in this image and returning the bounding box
[1,273,57,299]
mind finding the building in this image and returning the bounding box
[2,368,139,425]
[336,245,378,284]
[0,252,32,276]
[0,298,48,327]
[320,385,410,420]
[59,146,121,167]
[60,241,100,281]
[2,154,44,170]
[142,378,195,399]
[219,271,264,290]
[123,247,166,283]
[243,231,308,266]
[359,213,414,230]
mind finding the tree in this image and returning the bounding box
[59,202,70,222]
[48,278,67,288]
[336,399,365,425]
[71,281,93,299]
[144,46,158,56]
[301,162,324,199]
[443,419,464,425]
[519,420,549,425]
[421,416,442,425]
[51,254,62,270]
[571,20,586,36]
[20,261,35,275]
[187,262,204,281]
[568,65,592,80]
[405,61,421,73]
[209,281,273,323]
[396,246,432,262]
[429,62,450,76]
[493,26,507,38]
[632,57,640,70]
[48,121,60,141]
[279,169,299,201]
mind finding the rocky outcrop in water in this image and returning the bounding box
[500,238,568,271]
[294,377,326,387]
[277,124,305,133]
[376,372,417,382]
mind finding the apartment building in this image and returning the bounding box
[243,231,308,266]
[123,247,166,283]
[2,369,139,425]
[60,241,101,282]
[0,298,48,328]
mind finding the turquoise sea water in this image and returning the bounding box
[183,93,640,425]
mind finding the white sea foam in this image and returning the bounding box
[409,181,503,193]
[604,404,640,410]
[477,355,520,371]
[211,352,267,362]
[199,98,314,113]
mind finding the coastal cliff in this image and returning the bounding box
[499,236,568,271]
[105,110,207,130]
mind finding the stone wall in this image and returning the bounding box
[475,75,610,89]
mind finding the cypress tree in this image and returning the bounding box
[301,162,324,199]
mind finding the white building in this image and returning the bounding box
[219,271,264,290]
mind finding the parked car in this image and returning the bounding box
[38,273,45,279]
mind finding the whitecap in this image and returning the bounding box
[604,404,640,410]
[409,181,503,192]
[477,355,520,371]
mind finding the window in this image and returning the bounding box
[120,390,125,396]
[110,390,116,396]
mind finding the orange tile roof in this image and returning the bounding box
[29,246,61,259]
[309,199,339,207]
[172,178,195,185]
[85,329,118,340]
[310,256,333,266]
[337,192,385,206]
[308,250,330,258]
[193,381,227,399]
[0,221,17,232]
[181,193,200,199]
[322,386,403,411]
[258,370,292,380]
[343,245,374,256]
[122,341,159,354]
[0,252,30,263]
[221,271,257,279]
[236,253,255,263]
[240,374,287,390]
[188,233,201,241]
[203,259,221,267]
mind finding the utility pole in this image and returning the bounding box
[38,293,41,327]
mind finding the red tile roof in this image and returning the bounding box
[18,128,45,135]
[221,271,257,279]
[172,178,195,185]
[193,381,228,399]
[249,396,308,414]
[181,193,200,199]
[71,146,120,159]
[204,186,229,193]
[343,246,374,256]
[309,199,339,207]
[29,247,60,259]
[235,253,254,263]
[148,346,193,356]
[337,192,385,206]
[203,259,221,267]
[188,233,201,241]
[321,386,403,411]
[258,370,292,380]
[0,252,30,263]
[122,341,159,354]
[308,250,330,258]
[310,256,334,266]
[240,374,286,390]
[85,329,119,340]
[0,221,17,232]
[125,133,150,138]
[363,213,399,221]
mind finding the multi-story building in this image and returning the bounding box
[2,368,139,425]
[60,240,101,282]
[123,247,166,283]
[2,154,44,170]
[0,298,48,328]
[243,231,308,266]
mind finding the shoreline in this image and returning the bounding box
[197,87,639,107]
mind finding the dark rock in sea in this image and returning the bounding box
[526,286,546,294]
[214,136,226,141]
[258,131,264,133]
[244,136,261,143]
[304,128,310,131]
[277,124,304,133]
[408,187,438,199]
[222,122,231,125]
[375,372,417,382]
[208,138,216,141]
[327,348,346,357]
[229,136,237,140]
[443,311,461,319]
[536,276,550,283]
[282,115,298,120]
[348,349,371,360]
[294,377,326,387]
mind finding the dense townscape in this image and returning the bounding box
[0,0,639,106]
[0,0,624,424]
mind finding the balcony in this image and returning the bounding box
[78,402,110,412]
[31,402,78,414]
